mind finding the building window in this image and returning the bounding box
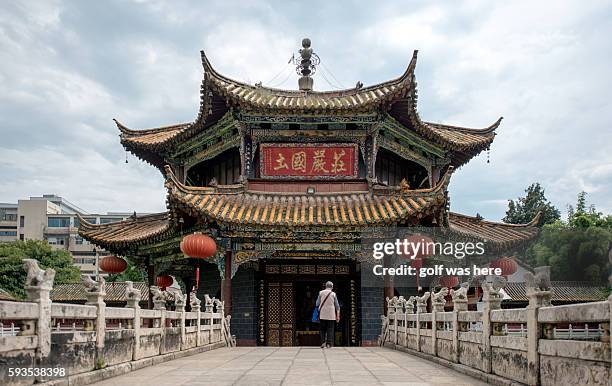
[19,234,24,240]
[73,217,80,228]
[75,236,84,245]
[0,231,17,236]
[84,217,97,224]
[19,216,24,227]
[0,212,17,222]
[74,257,96,265]
[48,217,70,227]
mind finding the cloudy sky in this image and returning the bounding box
[1,0,611,220]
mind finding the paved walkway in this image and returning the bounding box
[92,347,486,386]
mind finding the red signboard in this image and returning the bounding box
[260,143,359,179]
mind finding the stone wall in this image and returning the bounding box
[381,267,611,386]
[231,266,257,345]
[360,287,383,344]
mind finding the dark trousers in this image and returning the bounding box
[319,319,335,346]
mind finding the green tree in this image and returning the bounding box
[524,193,611,285]
[0,240,81,299]
[503,183,561,225]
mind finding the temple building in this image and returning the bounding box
[79,39,540,346]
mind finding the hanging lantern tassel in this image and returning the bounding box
[195,265,200,289]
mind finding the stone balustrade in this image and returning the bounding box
[381,266,611,386]
[0,259,234,386]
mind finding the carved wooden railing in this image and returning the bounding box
[0,259,233,385]
[381,266,611,386]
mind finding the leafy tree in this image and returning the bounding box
[524,192,611,285]
[503,183,561,225]
[0,240,81,299]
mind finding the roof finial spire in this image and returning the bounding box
[293,38,319,91]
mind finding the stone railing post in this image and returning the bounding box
[23,259,55,359]
[175,293,186,349]
[82,275,106,353]
[396,296,406,346]
[451,283,468,363]
[204,295,214,344]
[386,297,397,345]
[190,290,201,347]
[151,286,167,354]
[416,292,429,352]
[525,267,552,386]
[481,276,506,374]
[125,281,141,360]
[406,296,416,348]
[431,287,448,357]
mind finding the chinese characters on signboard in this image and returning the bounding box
[260,143,358,178]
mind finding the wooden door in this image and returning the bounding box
[266,282,295,346]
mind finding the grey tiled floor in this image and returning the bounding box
[92,347,487,386]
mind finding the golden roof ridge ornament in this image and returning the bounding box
[292,38,320,91]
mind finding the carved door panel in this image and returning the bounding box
[266,282,294,346]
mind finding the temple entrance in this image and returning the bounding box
[261,260,358,347]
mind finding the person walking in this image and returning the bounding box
[316,281,340,348]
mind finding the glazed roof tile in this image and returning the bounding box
[51,282,149,303]
[164,166,452,227]
[448,212,540,250]
[504,281,606,303]
[78,212,172,249]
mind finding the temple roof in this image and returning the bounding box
[448,212,541,251]
[79,185,540,255]
[116,121,190,149]
[201,50,417,113]
[116,49,501,170]
[164,166,451,228]
[78,212,173,250]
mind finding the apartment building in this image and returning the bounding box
[0,195,139,276]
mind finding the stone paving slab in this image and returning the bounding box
[91,347,488,386]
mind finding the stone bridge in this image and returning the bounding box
[0,260,610,385]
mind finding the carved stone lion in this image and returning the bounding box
[190,290,201,309]
[406,296,417,314]
[125,281,141,301]
[150,286,167,302]
[482,275,507,300]
[452,282,469,301]
[23,259,55,288]
[416,292,430,313]
[431,287,448,311]
[524,266,551,292]
[81,274,105,293]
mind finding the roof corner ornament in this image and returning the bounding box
[292,38,320,91]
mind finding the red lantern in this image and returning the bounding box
[490,257,518,276]
[181,232,217,289]
[180,232,217,259]
[439,275,459,288]
[99,255,127,274]
[156,275,173,290]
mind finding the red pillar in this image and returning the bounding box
[221,250,232,315]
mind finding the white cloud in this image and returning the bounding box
[0,0,610,221]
